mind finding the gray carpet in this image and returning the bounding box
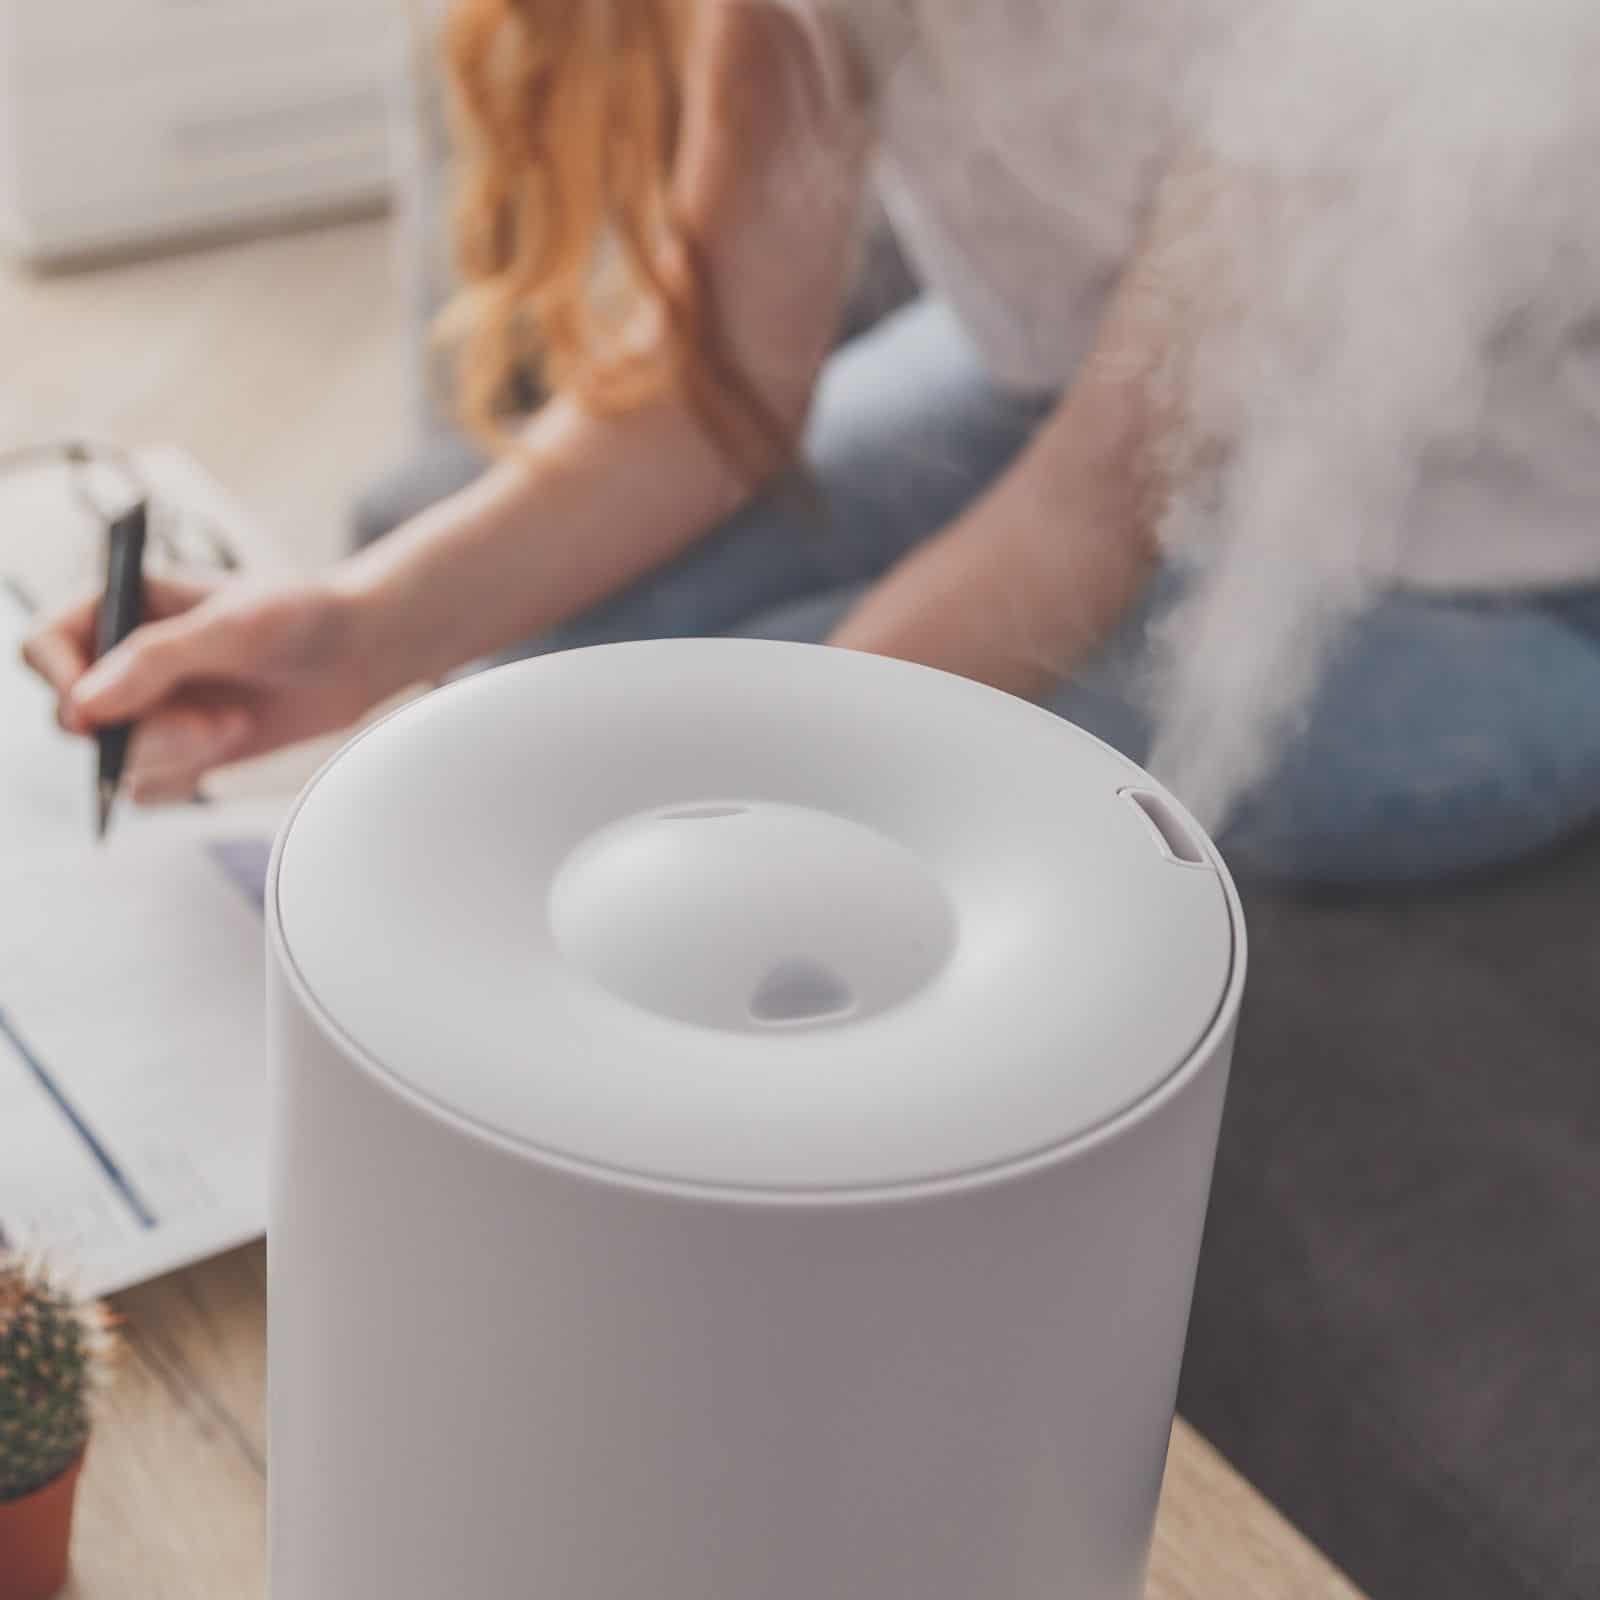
[1180,826,1600,1600]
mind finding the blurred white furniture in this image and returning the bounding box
[0,0,400,264]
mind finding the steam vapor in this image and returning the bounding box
[1145,0,1600,827]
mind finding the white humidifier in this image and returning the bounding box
[266,638,1245,1599]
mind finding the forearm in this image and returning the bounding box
[830,366,1161,702]
[830,156,1198,699]
[334,390,752,693]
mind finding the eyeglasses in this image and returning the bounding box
[0,440,241,613]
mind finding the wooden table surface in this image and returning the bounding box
[62,1242,1366,1599]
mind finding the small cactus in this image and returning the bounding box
[0,1255,114,1503]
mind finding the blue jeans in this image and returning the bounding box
[363,299,1600,885]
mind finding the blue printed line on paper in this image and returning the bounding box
[0,1007,158,1231]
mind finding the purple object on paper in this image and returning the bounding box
[206,837,272,915]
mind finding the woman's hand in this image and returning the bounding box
[21,573,387,803]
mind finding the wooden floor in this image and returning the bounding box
[0,216,411,572]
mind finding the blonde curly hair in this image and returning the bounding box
[443,0,797,479]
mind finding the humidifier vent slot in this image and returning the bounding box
[660,804,748,821]
[1120,789,1209,867]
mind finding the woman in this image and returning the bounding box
[23,0,1600,881]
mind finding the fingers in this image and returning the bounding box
[21,593,99,725]
[128,772,205,808]
[21,575,218,731]
[140,573,219,620]
[21,623,93,725]
[69,602,246,727]
[125,706,256,801]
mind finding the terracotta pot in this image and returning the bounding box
[0,1449,85,1600]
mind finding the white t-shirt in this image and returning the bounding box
[823,0,1600,591]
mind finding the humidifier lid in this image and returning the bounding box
[272,640,1238,1197]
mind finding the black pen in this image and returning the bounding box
[93,498,148,840]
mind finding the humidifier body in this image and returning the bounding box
[267,639,1245,1600]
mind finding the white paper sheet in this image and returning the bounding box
[0,811,278,1294]
[1,448,294,1293]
